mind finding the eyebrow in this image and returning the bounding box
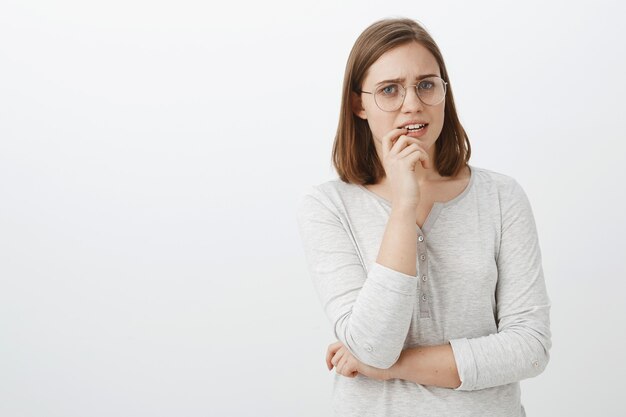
[375,74,439,86]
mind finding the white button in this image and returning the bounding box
[418,235,424,242]
[422,275,427,282]
[422,294,427,301]
[533,360,539,367]
[365,344,373,352]
[420,254,425,260]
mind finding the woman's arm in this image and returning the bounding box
[387,343,461,388]
[327,339,460,388]
[377,203,419,277]
[447,180,551,391]
[297,188,419,369]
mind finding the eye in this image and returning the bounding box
[418,80,434,90]
[378,84,399,95]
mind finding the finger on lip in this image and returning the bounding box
[392,127,408,140]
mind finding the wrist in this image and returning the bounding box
[391,202,418,213]
[386,355,405,381]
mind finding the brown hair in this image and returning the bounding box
[331,17,471,184]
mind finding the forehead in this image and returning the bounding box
[363,41,440,85]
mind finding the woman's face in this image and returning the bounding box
[351,41,445,157]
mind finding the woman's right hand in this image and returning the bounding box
[380,127,432,208]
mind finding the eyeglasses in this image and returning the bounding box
[359,76,448,112]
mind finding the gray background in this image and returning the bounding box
[1,0,625,416]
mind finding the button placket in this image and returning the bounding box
[417,234,431,318]
[419,292,430,318]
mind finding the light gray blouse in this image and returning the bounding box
[295,164,551,417]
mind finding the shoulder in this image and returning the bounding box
[470,165,519,191]
[296,178,361,218]
[468,164,528,203]
[470,165,536,227]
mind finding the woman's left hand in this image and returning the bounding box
[326,341,392,381]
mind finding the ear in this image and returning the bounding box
[350,91,367,120]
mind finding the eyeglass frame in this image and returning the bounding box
[357,76,448,111]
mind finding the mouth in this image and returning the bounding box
[399,123,429,132]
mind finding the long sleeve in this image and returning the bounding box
[296,188,417,369]
[449,179,552,391]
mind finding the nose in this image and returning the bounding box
[401,85,424,112]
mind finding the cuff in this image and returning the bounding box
[368,261,417,296]
[449,338,477,391]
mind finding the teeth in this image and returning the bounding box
[406,123,426,129]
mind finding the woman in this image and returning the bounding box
[296,17,551,417]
